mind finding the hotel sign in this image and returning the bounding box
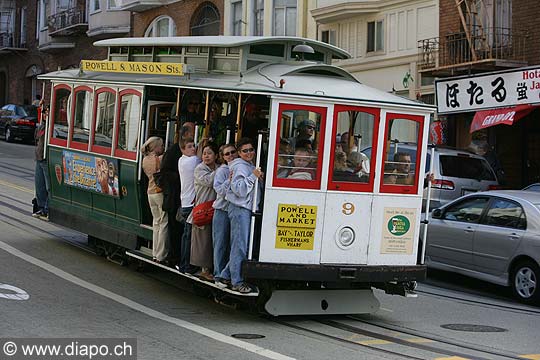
[81,60,184,76]
[436,66,540,114]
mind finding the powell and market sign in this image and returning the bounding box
[436,66,540,114]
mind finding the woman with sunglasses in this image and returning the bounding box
[224,138,263,293]
[212,144,238,287]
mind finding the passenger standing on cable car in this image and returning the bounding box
[176,137,201,273]
[224,137,263,293]
[212,144,237,286]
[141,137,169,263]
[159,128,183,264]
[32,106,50,220]
[189,142,218,281]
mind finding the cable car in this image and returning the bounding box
[39,36,434,316]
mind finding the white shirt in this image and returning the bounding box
[178,155,201,208]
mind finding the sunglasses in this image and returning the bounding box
[240,147,255,154]
[223,149,237,156]
[306,126,315,130]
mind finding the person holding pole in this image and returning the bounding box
[32,106,50,220]
[222,137,263,293]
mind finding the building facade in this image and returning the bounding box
[221,0,310,37]
[309,0,438,103]
[0,0,130,106]
[119,0,224,37]
[419,0,539,188]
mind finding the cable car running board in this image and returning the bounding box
[264,289,380,316]
[125,250,258,297]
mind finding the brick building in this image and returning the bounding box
[419,0,540,188]
[0,0,130,107]
[125,0,223,37]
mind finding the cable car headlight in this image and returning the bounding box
[337,226,355,248]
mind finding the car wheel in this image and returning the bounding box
[5,126,13,142]
[511,260,540,304]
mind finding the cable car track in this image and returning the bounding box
[274,316,526,360]
[415,287,540,315]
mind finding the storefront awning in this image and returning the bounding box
[470,104,537,133]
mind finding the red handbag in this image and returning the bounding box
[192,200,215,226]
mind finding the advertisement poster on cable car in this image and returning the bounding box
[381,207,416,254]
[62,150,119,197]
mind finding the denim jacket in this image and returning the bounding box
[213,164,230,211]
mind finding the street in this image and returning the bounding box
[0,140,539,360]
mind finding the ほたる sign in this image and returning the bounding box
[275,204,317,250]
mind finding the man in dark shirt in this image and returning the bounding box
[33,107,50,220]
[160,131,184,264]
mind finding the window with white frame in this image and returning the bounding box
[321,30,336,46]
[36,0,44,36]
[56,0,72,13]
[367,20,384,52]
[20,7,26,47]
[252,0,263,36]
[273,0,296,36]
[231,0,243,36]
[0,10,13,34]
[190,3,220,36]
[108,0,119,9]
[90,0,101,13]
[145,15,177,37]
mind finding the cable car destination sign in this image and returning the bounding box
[81,60,184,76]
[275,204,317,250]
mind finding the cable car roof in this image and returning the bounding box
[40,61,433,111]
[94,36,351,60]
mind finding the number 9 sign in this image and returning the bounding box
[342,202,355,215]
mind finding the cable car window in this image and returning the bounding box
[380,113,424,194]
[273,103,326,190]
[70,87,92,149]
[116,91,141,159]
[92,89,115,151]
[328,106,380,191]
[51,85,71,145]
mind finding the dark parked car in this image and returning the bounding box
[423,190,540,304]
[0,104,38,143]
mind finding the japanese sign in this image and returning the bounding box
[275,204,317,250]
[381,207,416,254]
[436,66,540,114]
[81,60,184,76]
[62,150,120,197]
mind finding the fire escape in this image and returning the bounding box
[418,0,527,76]
[47,0,87,37]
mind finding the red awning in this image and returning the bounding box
[470,104,536,133]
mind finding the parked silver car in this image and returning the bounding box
[424,146,500,209]
[424,190,540,304]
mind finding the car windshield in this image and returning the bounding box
[21,106,38,117]
[440,155,496,181]
[524,184,540,192]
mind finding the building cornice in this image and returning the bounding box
[311,0,428,23]
[335,53,418,73]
